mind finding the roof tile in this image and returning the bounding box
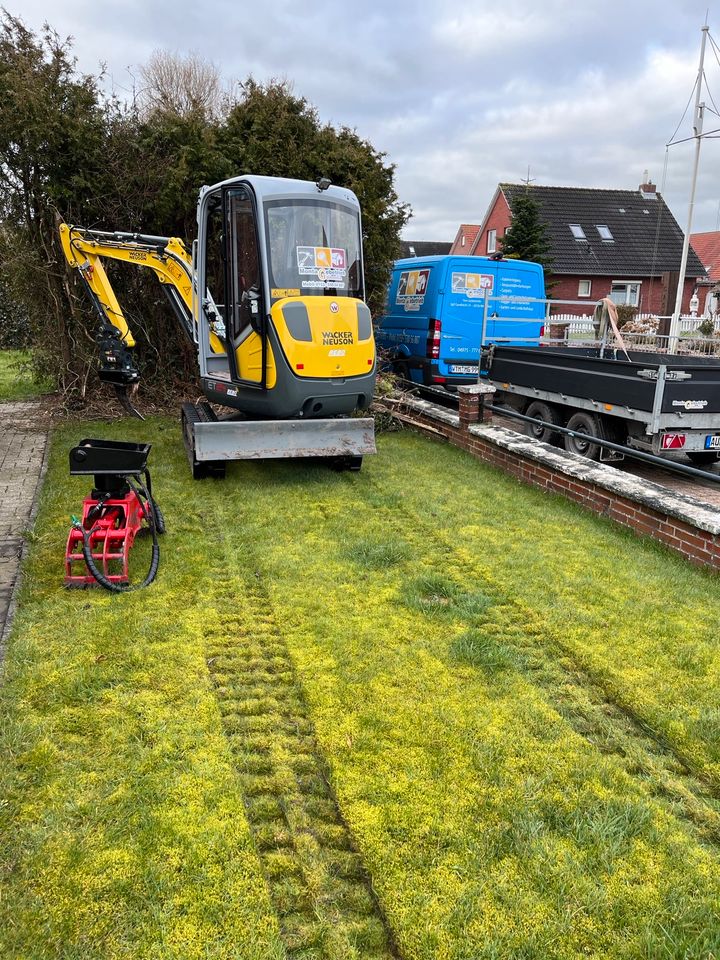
[500,184,706,277]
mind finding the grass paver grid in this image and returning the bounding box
[1,420,720,959]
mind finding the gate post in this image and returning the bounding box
[458,383,496,430]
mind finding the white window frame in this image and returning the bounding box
[596,224,613,241]
[569,223,586,240]
[487,229,496,254]
[610,280,641,307]
[577,279,592,298]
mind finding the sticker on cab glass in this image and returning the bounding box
[396,269,430,312]
[297,246,347,290]
[271,288,301,299]
[452,272,493,298]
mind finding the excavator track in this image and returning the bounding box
[181,402,225,479]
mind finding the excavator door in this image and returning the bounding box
[223,188,276,387]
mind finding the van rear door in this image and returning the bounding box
[491,261,545,345]
[376,260,440,379]
[439,261,497,376]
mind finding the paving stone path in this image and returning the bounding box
[0,400,49,653]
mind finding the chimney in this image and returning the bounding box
[639,170,656,194]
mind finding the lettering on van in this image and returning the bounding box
[396,269,430,312]
[452,272,493,298]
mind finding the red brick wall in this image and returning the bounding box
[473,194,511,256]
[548,275,698,316]
[393,396,720,572]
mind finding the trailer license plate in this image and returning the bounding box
[705,435,720,450]
[448,364,478,375]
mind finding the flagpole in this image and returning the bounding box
[669,23,708,352]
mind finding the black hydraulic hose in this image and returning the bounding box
[75,479,161,592]
[489,404,720,485]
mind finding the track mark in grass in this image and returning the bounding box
[205,567,398,960]
[354,472,720,847]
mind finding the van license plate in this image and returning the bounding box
[704,435,720,449]
[448,364,478,375]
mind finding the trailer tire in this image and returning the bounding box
[564,412,603,461]
[687,452,720,467]
[524,401,561,444]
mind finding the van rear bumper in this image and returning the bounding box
[393,354,483,387]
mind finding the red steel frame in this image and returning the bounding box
[65,489,147,587]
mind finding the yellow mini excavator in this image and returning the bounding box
[60,175,377,477]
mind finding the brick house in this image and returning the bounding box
[449,224,481,255]
[690,231,720,316]
[469,181,707,317]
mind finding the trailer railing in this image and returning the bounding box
[474,295,720,357]
[539,331,720,358]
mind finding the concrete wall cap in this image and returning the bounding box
[457,383,496,396]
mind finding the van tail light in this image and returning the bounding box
[427,318,441,360]
[540,324,545,339]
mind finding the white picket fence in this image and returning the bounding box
[551,313,720,339]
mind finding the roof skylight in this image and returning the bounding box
[569,224,586,240]
[596,225,614,241]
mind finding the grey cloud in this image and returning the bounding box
[10,0,720,239]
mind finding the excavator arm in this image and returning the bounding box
[59,223,225,416]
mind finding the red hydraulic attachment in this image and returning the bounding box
[64,438,160,591]
[65,487,148,587]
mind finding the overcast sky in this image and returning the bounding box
[9,0,720,240]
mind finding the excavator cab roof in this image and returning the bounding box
[198,174,360,211]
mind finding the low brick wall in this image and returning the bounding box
[381,386,720,572]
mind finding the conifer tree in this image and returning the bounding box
[500,189,553,283]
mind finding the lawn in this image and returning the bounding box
[0,349,50,400]
[1,421,719,959]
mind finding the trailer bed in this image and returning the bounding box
[485,346,720,428]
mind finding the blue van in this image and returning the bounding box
[375,255,545,385]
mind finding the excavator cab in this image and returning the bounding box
[59,174,377,476]
[195,175,376,420]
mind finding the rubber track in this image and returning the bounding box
[204,561,398,959]
[353,471,720,845]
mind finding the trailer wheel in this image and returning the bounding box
[564,412,603,461]
[687,452,720,467]
[524,401,561,444]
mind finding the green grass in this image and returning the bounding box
[1,423,720,958]
[0,349,51,400]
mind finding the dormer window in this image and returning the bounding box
[596,225,613,241]
[569,224,586,240]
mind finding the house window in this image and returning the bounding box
[487,229,496,253]
[569,224,586,240]
[610,281,641,307]
[461,235,466,247]
[596,225,613,241]
[578,280,592,298]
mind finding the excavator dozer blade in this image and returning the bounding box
[113,384,146,421]
[191,416,376,463]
